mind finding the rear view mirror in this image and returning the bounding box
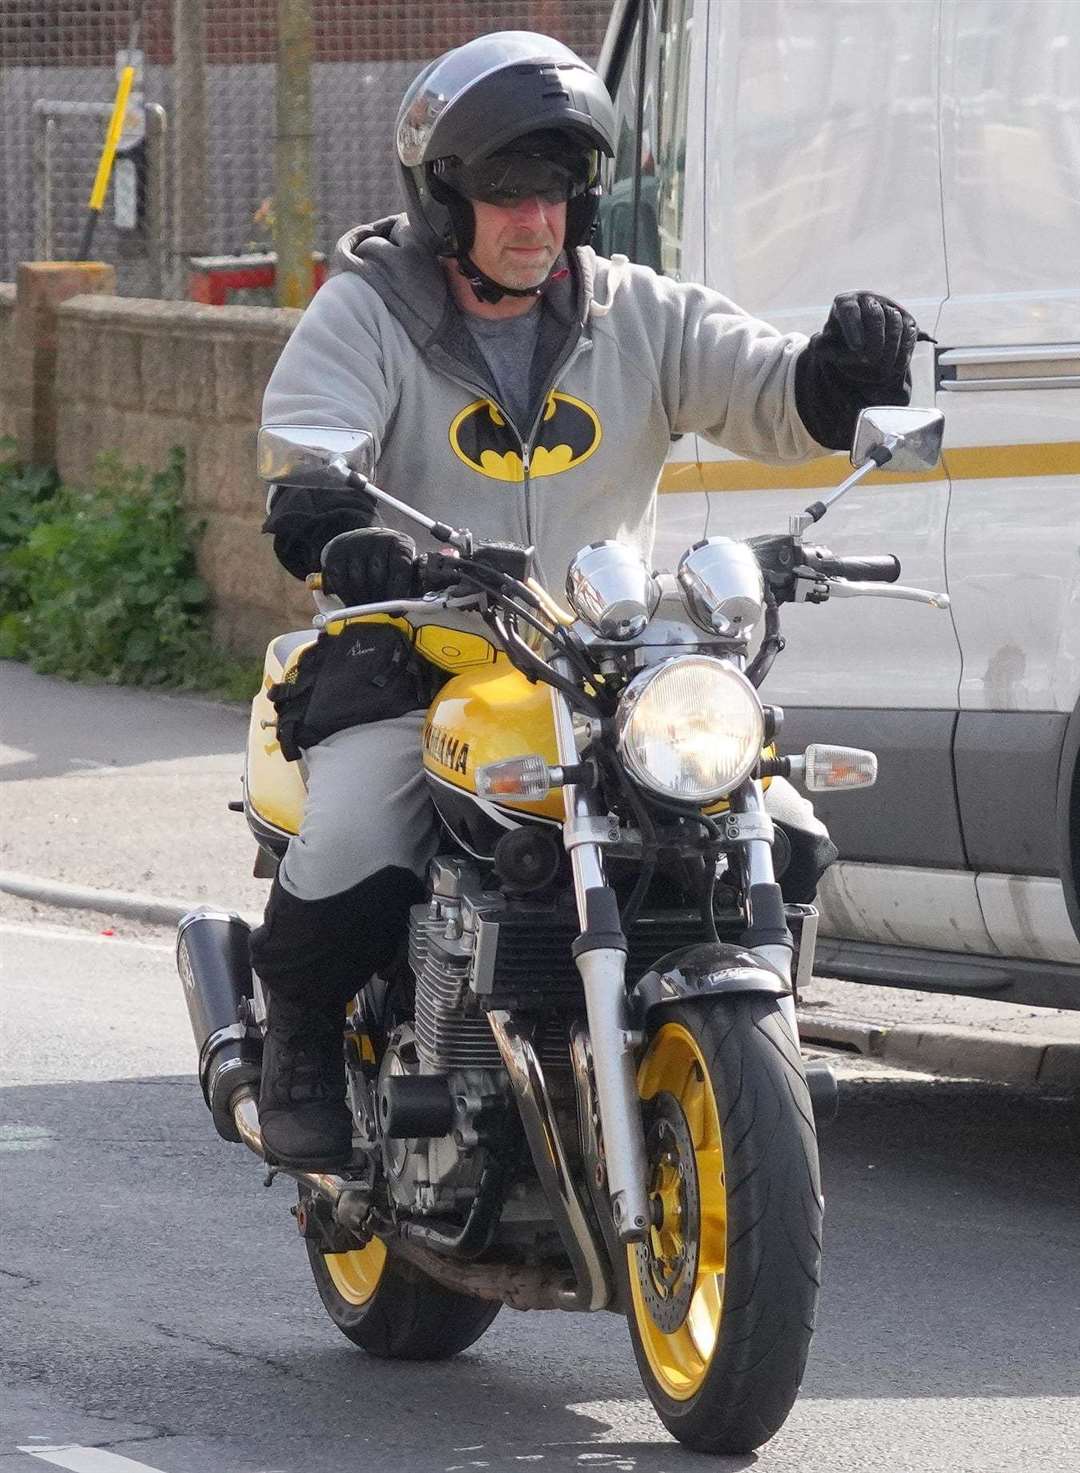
[851,407,944,474]
[256,425,375,486]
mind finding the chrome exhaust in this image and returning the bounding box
[488,1009,612,1311]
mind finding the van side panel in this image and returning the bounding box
[938,0,1080,344]
[704,0,948,328]
[936,0,1080,957]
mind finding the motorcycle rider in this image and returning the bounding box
[251,31,919,1170]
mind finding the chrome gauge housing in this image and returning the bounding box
[676,536,765,639]
[615,655,765,803]
[566,540,661,641]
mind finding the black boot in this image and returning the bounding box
[249,869,425,1170]
[258,991,353,1169]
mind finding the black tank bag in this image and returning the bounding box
[268,622,447,762]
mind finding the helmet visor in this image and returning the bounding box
[438,149,597,207]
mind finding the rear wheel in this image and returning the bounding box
[306,1234,501,1359]
[627,997,822,1453]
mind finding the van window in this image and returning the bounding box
[598,0,693,278]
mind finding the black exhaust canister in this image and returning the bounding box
[176,909,262,1143]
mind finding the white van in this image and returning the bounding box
[596,0,1080,1009]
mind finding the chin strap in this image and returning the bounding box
[455,253,568,305]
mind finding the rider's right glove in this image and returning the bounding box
[320,526,418,605]
[794,291,919,451]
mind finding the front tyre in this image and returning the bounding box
[306,1234,501,1360]
[627,997,823,1453]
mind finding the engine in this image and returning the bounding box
[381,855,705,1217]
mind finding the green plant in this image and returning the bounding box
[0,444,261,700]
[0,439,59,651]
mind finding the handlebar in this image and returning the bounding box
[810,554,901,583]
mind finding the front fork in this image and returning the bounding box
[550,685,801,1247]
[551,684,651,1244]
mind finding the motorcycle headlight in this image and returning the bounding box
[615,656,765,803]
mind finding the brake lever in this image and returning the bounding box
[825,579,951,609]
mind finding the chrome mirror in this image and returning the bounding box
[566,540,661,641]
[851,406,944,474]
[257,425,375,486]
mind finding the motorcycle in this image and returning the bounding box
[177,404,946,1453]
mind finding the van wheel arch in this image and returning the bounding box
[1057,694,1080,945]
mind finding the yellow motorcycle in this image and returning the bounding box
[177,405,945,1453]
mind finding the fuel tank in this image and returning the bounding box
[422,662,564,860]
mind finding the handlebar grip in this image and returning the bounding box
[417,551,463,594]
[819,554,901,583]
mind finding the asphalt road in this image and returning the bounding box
[1,918,1078,1473]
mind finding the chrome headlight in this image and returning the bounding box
[566,540,660,641]
[616,656,765,803]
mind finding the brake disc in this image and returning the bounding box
[632,1089,700,1333]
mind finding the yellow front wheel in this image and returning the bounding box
[626,998,823,1453]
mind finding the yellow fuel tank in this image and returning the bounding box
[421,661,565,824]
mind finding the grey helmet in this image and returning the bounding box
[396,31,617,265]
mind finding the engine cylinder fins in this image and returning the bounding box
[379,1073,455,1138]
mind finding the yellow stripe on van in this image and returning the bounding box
[659,441,1080,493]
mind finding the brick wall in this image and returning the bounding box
[50,294,308,655]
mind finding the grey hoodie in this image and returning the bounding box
[262,215,828,590]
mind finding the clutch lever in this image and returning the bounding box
[310,592,481,628]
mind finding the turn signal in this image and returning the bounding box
[793,744,877,791]
[476,754,553,802]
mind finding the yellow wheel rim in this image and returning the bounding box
[323,1237,388,1306]
[629,1022,727,1402]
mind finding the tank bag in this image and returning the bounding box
[268,622,448,762]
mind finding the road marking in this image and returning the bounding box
[0,1124,55,1153]
[18,1447,169,1472]
[0,922,172,953]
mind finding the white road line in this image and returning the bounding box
[0,922,173,953]
[18,1447,169,1473]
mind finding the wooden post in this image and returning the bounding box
[275,0,317,308]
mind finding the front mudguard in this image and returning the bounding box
[629,942,839,1127]
[630,942,790,1028]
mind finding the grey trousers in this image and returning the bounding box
[279,715,829,903]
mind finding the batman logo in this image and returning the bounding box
[449,392,602,482]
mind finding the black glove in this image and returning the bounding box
[794,291,919,451]
[320,526,418,605]
[262,484,377,581]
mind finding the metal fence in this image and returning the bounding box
[0,1,614,295]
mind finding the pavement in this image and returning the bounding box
[2,658,1078,1090]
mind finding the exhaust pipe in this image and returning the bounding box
[176,909,358,1205]
[176,909,263,1143]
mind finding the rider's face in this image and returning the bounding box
[468,195,567,290]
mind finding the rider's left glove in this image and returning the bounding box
[795,291,919,451]
[320,526,418,605]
